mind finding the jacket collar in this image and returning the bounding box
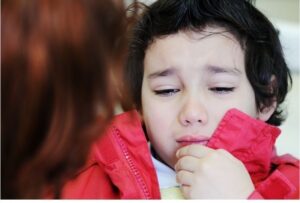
[207,108,281,183]
[93,110,161,199]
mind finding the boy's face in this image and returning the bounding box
[141,27,270,168]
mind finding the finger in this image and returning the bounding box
[180,185,191,199]
[176,170,193,186]
[176,144,214,159]
[174,156,199,172]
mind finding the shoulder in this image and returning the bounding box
[253,154,299,199]
[61,110,152,198]
[272,153,299,167]
[92,110,146,158]
[61,161,118,198]
[272,153,299,188]
[272,154,299,197]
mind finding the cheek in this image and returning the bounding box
[141,87,173,134]
[141,95,176,154]
[215,83,258,117]
[208,96,257,128]
[237,88,258,117]
[217,96,258,119]
[142,104,170,139]
[241,82,258,113]
[142,106,175,160]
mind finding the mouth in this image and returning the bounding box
[176,135,209,147]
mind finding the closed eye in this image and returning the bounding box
[209,87,235,94]
[154,89,180,96]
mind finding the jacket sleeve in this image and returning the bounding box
[248,158,299,199]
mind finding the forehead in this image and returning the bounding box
[146,26,242,56]
[144,26,245,74]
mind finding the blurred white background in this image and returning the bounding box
[124,0,300,158]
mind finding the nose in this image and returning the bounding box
[179,96,208,126]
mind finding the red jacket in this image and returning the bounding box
[61,109,299,199]
[206,109,299,199]
[62,110,160,199]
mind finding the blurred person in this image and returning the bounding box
[2,0,128,198]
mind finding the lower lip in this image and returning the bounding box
[178,141,208,147]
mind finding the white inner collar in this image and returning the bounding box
[150,145,179,189]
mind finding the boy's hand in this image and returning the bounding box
[175,144,254,199]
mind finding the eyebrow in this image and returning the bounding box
[206,65,242,76]
[147,68,177,79]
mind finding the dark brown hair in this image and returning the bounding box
[2,0,127,198]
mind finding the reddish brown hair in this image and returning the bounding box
[2,0,127,198]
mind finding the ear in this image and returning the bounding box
[257,75,277,121]
[257,102,276,121]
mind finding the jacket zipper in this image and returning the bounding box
[113,127,151,199]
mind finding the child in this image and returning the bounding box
[61,0,299,199]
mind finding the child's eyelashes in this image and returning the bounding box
[154,87,234,96]
[154,89,180,96]
[209,87,235,94]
